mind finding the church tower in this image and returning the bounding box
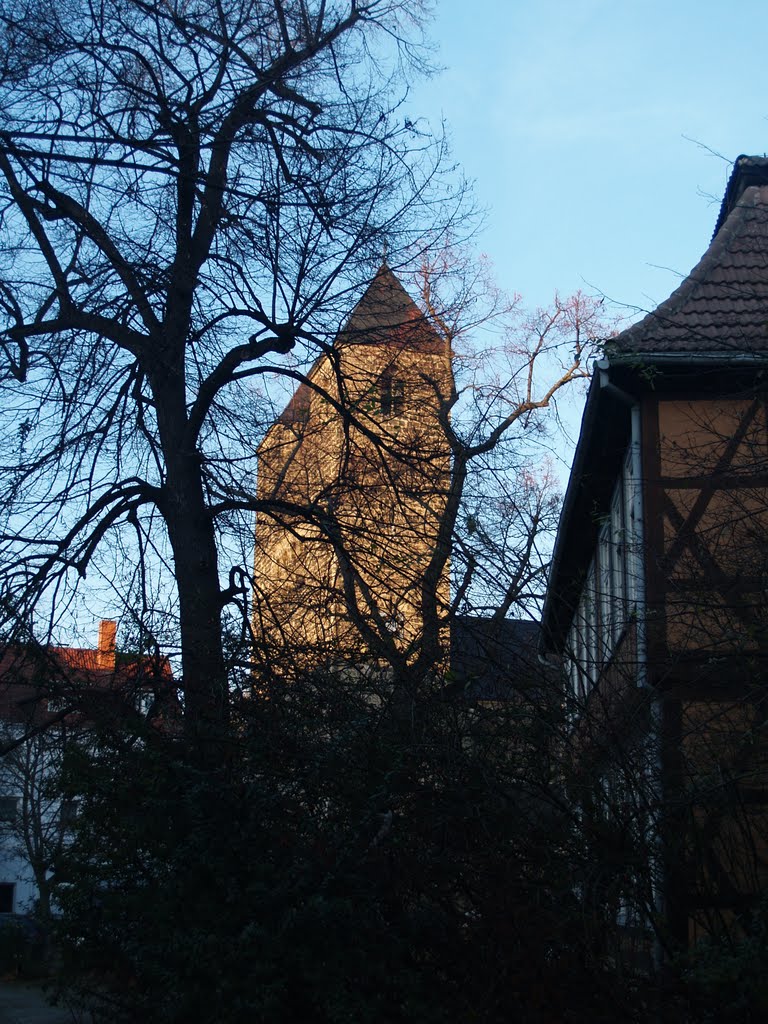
[253,264,453,673]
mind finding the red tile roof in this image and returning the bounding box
[0,641,175,728]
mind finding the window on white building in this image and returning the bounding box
[0,883,14,913]
[0,797,18,822]
[598,520,614,654]
[610,487,628,641]
[566,445,637,692]
[584,560,599,684]
[622,446,636,605]
[136,690,155,717]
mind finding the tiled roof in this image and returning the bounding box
[609,156,768,357]
[277,382,311,426]
[337,262,445,355]
[0,642,175,727]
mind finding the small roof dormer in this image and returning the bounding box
[712,155,768,238]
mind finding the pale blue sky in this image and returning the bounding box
[408,0,768,319]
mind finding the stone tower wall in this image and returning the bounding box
[254,272,453,672]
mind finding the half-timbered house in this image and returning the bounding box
[542,155,768,958]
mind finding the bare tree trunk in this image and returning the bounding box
[152,363,228,737]
[165,458,228,736]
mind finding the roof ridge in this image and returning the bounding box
[712,154,768,239]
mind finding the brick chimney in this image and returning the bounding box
[97,619,117,671]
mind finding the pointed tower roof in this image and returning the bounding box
[336,262,445,354]
[273,264,444,427]
[609,156,768,358]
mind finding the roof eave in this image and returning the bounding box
[607,350,768,367]
[540,368,607,650]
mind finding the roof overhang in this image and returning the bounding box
[541,360,632,653]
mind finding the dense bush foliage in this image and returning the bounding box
[52,674,643,1023]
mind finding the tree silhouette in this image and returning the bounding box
[0,0,467,740]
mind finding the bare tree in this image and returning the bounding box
[444,278,610,624]
[0,5,674,1019]
[0,0,468,739]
